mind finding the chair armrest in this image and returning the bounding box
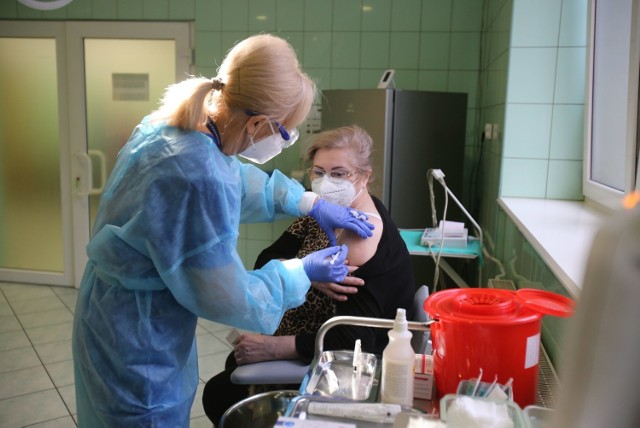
[230,360,310,385]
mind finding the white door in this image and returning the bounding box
[0,21,192,287]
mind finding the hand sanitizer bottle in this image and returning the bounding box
[380,308,414,406]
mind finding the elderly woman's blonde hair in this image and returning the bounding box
[305,125,374,175]
[152,34,316,131]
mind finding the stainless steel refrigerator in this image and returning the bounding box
[320,89,468,229]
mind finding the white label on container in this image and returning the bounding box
[525,333,540,369]
[381,361,414,406]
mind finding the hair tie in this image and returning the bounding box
[211,77,225,90]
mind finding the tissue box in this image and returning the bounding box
[414,354,434,400]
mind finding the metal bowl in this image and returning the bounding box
[218,390,298,428]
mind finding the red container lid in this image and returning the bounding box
[515,289,574,317]
[424,288,574,325]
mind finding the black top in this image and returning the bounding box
[255,195,415,359]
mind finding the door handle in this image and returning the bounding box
[74,149,107,196]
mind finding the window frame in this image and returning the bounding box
[584,0,640,211]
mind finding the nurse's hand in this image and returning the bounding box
[309,199,374,245]
[301,245,349,283]
[312,266,363,302]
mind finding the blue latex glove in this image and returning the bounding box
[308,199,375,245]
[302,244,349,283]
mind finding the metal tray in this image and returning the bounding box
[286,395,423,427]
[302,350,380,401]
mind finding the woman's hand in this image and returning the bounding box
[233,333,297,365]
[312,266,364,301]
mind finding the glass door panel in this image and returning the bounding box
[0,38,63,273]
[84,39,176,229]
[0,21,191,287]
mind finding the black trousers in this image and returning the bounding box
[202,352,248,426]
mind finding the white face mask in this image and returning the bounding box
[311,176,362,207]
[239,122,299,164]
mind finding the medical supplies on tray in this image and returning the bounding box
[420,221,468,249]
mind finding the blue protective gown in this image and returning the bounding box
[72,117,311,427]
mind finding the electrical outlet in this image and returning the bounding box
[484,123,493,140]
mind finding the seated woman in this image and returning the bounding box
[202,125,415,424]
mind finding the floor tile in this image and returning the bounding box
[198,319,234,334]
[198,350,229,382]
[0,314,22,334]
[34,339,73,365]
[26,322,73,345]
[58,384,76,416]
[0,346,41,374]
[196,333,231,357]
[212,329,236,346]
[190,382,206,419]
[0,301,12,317]
[59,296,77,314]
[0,389,69,427]
[51,287,77,313]
[0,329,31,352]
[10,295,67,315]
[195,324,210,336]
[190,415,214,427]
[0,284,57,303]
[51,287,77,298]
[17,308,73,330]
[45,359,75,388]
[24,415,77,427]
[0,365,54,400]
[0,284,233,426]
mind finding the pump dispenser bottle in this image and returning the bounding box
[380,308,414,406]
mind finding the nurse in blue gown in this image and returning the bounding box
[72,34,374,427]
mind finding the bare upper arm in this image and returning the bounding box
[339,214,383,268]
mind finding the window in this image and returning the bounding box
[585,0,640,210]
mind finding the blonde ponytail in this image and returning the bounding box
[151,77,220,130]
[151,34,316,131]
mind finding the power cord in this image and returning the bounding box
[427,169,449,291]
[482,227,506,280]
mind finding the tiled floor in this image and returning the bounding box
[0,281,233,427]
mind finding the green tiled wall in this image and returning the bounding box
[476,0,587,227]
[501,0,587,200]
[1,0,485,269]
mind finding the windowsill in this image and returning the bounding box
[498,197,608,298]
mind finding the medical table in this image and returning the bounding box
[400,229,482,288]
[399,169,484,289]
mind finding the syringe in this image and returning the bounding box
[330,247,343,265]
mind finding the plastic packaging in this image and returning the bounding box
[380,308,414,406]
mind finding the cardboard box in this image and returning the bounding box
[414,354,434,400]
